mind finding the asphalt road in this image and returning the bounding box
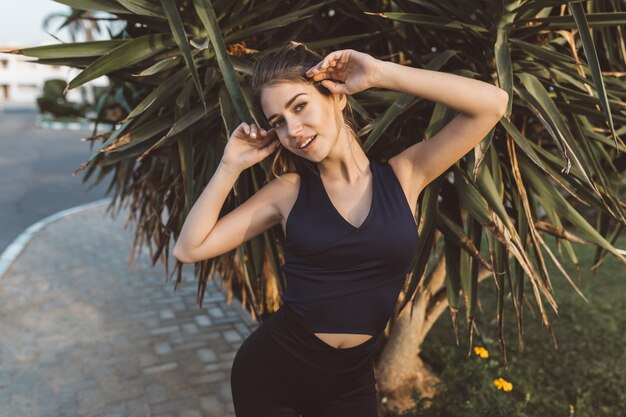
[0,108,113,253]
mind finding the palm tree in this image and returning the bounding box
[6,0,625,414]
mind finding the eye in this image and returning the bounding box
[272,102,307,128]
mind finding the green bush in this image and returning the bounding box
[400,235,626,417]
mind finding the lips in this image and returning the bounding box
[297,134,317,149]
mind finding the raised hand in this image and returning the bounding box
[221,122,280,173]
[305,49,382,95]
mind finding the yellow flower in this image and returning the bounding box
[493,377,513,392]
[473,346,489,359]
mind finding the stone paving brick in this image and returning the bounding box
[222,329,243,343]
[143,362,179,374]
[179,410,203,417]
[0,203,256,416]
[194,315,212,327]
[200,394,226,415]
[196,348,218,363]
[182,323,199,334]
[150,325,180,335]
[160,308,176,319]
[155,342,173,355]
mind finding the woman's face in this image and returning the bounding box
[260,80,346,161]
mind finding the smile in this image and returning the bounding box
[299,135,317,150]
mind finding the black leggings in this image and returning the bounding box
[230,303,382,416]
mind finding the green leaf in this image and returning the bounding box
[519,156,626,263]
[67,33,176,91]
[11,40,126,58]
[223,2,334,45]
[161,0,206,109]
[396,176,443,316]
[362,50,458,152]
[52,0,130,14]
[117,0,165,17]
[568,1,621,149]
[193,0,250,122]
[495,25,513,116]
[367,11,488,34]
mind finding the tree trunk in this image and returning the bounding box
[375,252,493,416]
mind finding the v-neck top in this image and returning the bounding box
[279,159,419,336]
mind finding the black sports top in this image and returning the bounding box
[280,159,419,337]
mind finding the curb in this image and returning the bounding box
[0,198,112,280]
[0,197,259,329]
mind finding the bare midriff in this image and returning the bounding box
[313,332,374,349]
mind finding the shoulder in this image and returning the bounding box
[385,154,422,213]
[386,154,414,186]
[269,171,301,193]
[262,171,302,219]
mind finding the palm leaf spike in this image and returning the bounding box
[466,217,482,356]
[471,126,496,181]
[439,181,464,346]
[519,156,626,264]
[568,1,622,150]
[64,33,177,93]
[117,0,166,18]
[494,5,514,118]
[437,212,493,272]
[492,232,509,365]
[72,117,139,176]
[175,82,195,216]
[591,213,624,275]
[137,104,208,161]
[161,0,206,111]
[402,178,443,314]
[515,77,617,217]
[453,166,559,321]
[494,141,549,290]
[534,220,588,243]
[124,66,191,120]
[222,2,334,45]
[236,245,261,321]
[51,0,131,14]
[3,39,126,58]
[362,49,458,153]
[192,0,252,123]
[507,134,589,304]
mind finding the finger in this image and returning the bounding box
[321,51,342,70]
[268,140,281,152]
[321,79,347,95]
[241,123,250,135]
[311,71,330,82]
[249,124,258,138]
[306,50,341,76]
[258,140,280,155]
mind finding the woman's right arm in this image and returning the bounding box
[173,122,282,263]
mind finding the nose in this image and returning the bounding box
[286,117,303,140]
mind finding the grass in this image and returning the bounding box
[399,234,626,417]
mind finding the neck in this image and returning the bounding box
[317,126,370,184]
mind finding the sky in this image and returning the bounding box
[0,0,109,47]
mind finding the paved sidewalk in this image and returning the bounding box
[0,201,259,417]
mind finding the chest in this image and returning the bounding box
[281,162,418,272]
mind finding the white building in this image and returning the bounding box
[0,43,108,109]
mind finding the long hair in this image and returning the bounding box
[250,41,363,178]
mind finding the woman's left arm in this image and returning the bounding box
[306,50,508,193]
[372,60,509,192]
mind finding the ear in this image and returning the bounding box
[335,92,347,111]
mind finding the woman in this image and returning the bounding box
[173,42,508,416]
